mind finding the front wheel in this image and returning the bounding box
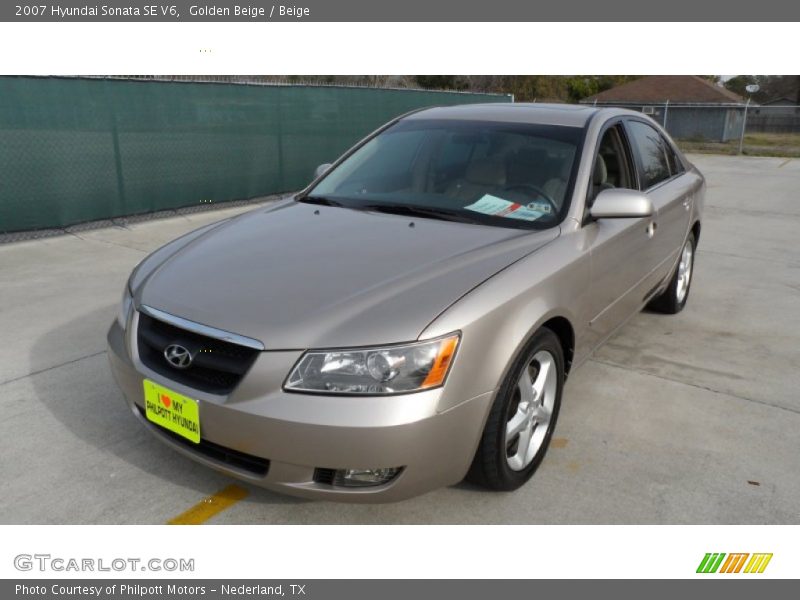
[466,327,564,491]
[649,231,696,314]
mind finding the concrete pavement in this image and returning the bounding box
[1,155,798,524]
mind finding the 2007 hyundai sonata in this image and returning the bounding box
[107,103,704,501]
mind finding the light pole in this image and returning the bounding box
[739,83,760,155]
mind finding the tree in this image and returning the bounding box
[724,75,800,103]
[724,75,758,98]
[413,76,469,91]
[563,75,644,103]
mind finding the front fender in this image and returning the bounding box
[420,232,589,414]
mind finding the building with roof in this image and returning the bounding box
[749,97,800,133]
[580,76,747,141]
[753,97,799,116]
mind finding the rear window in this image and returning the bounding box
[664,141,685,176]
[627,121,671,189]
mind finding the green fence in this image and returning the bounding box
[0,77,511,233]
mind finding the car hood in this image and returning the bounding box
[137,200,558,349]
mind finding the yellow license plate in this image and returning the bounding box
[143,380,201,444]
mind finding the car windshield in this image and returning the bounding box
[302,118,583,229]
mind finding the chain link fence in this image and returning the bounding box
[597,102,800,157]
[0,76,511,234]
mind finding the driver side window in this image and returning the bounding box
[589,125,634,206]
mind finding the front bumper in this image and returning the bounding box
[107,315,493,502]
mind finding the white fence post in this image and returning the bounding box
[738,98,751,155]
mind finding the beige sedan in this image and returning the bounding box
[108,103,704,501]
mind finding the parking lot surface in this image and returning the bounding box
[1,155,798,524]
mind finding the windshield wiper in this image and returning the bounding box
[360,203,479,225]
[296,195,345,207]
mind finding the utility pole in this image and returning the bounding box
[738,97,750,155]
[739,84,760,155]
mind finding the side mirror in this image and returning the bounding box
[590,188,654,219]
[314,163,332,179]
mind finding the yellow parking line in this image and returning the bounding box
[167,484,249,525]
[778,158,792,168]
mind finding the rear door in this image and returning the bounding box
[624,119,694,290]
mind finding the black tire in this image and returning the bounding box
[648,231,696,314]
[466,327,564,491]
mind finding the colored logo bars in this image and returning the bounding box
[696,553,773,574]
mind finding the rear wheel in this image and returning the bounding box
[649,232,696,314]
[467,328,564,491]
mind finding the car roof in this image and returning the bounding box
[404,103,604,128]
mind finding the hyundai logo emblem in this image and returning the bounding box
[164,344,193,369]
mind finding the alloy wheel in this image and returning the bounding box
[676,239,694,304]
[505,350,557,471]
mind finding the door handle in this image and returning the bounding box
[683,198,691,211]
[646,221,657,238]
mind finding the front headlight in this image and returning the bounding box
[117,283,133,329]
[284,333,460,395]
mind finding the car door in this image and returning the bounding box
[583,121,657,350]
[624,119,694,290]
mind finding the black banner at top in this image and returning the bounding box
[3,0,800,21]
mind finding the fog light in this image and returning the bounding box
[334,467,401,487]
